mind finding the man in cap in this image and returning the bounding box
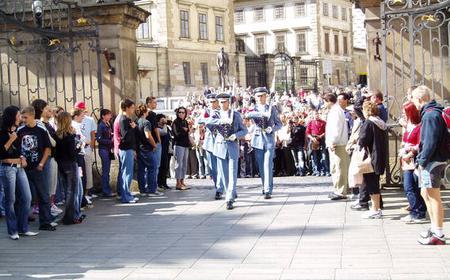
[198,93,225,200]
[245,87,282,199]
[74,101,97,203]
[208,93,247,210]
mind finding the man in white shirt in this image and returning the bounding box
[74,102,97,200]
[324,93,349,200]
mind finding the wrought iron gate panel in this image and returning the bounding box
[381,0,450,186]
[0,0,103,114]
[295,60,318,92]
[245,56,267,89]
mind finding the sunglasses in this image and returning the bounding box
[178,111,186,114]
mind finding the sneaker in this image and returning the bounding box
[39,224,56,231]
[350,199,360,207]
[163,185,172,190]
[9,233,19,240]
[148,192,163,197]
[362,210,382,219]
[157,187,165,193]
[215,192,223,200]
[329,193,347,200]
[19,231,39,237]
[85,196,93,205]
[420,229,433,239]
[50,222,58,227]
[400,215,426,224]
[88,193,99,199]
[133,197,140,202]
[418,233,446,245]
[125,200,137,204]
[51,204,63,216]
[226,201,234,210]
[351,204,369,211]
[264,193,272,199]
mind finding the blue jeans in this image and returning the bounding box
[119,149,135,203]
[0,165,31,235]
[58,161,81,224]
[137,149,153,194]
[0,180,5,215]
[26,168,53,226]
[403,170,426,219]
[255,147,275,194]
[148,144,161,193]
[174,145,189,180]
[291,147,307,175]
[311,140,329,175]
[99,148,112,195]
[116,155,123,196]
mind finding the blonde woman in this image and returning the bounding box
[54,112,83,225]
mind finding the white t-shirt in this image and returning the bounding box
[72,121,86,155]
[80,116,97,143]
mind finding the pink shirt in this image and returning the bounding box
[113,116,121,156]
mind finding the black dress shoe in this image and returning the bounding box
[215,192,223,200]
[164,185,172,190]
[39,224,56,231]
[226,201,234,210]
[262,190,265,195]
[264,193,272,199]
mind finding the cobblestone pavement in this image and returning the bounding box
[1,176,450,280]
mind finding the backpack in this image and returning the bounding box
[425,107,450,159]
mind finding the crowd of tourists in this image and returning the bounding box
[0,84,447,245]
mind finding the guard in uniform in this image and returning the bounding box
[246,87,282,199]
[198,93,224,200]
[208,93,247,210]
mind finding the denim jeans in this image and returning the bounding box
[148,144,161,193]
[0,165,31,235]
[44,157,58,197]
[26,168,53,226]
[137,149,153,194]
[255,147,275,194]
[119,149,135,203]
[58,161,81,224]
[311,140,330,175]
[195,148,209,177]
[116,155,123,196]
[0,180,5,215]
[99,148,112,195]
[403,170,426,219]
[291,147,307,175]
[174,145,189,180]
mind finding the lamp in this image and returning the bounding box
[32,0,43,27]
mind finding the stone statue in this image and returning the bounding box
[217,47,229,89]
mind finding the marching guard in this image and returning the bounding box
[206,92,247,210]
[198,93,224,200]
[246,87,282,199]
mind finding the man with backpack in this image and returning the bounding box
[411,85,449,245]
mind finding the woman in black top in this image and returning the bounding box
[0,106,36,239]
[172,107,191,190]
[289,117,307,176]
[55,112,83,225]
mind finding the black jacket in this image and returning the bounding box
[417,100,448,167]
[172,119,190,148]
[359,117,387,175]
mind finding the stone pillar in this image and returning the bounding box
[83,3,150,113]
[364,7,382,91]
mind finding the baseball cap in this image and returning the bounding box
[74,101,86,110]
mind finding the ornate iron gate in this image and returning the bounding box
[295,60,318,92]
[381,0,450,186]
[245,56,267,89]
[0,0,103,113]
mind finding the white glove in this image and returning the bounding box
[265,127,273,134]
[262,112,271,118]
[227,134,237,141]
[220,119,232,125]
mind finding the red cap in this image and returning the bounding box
[74,101,86,110]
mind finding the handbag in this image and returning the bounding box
[352,145,374,174]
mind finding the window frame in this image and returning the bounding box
[183,62,191,85]
[323,3,329,17]
[295,2,306,17]
[297,32,307,53]
[200,62,209,85]
[274,5,285,20]
[334,33,340,54]
[198,13,208,40]
[324,32,330,53]
[255,36,266,55]
[215,15,225,42]
[275,34,286,52]
[254,7,264,22]
[332,5,339,19]
[180,10,190,38]
[341,7,347,21]
[235,10,244,23]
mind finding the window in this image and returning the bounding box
[183,62,191,85]
[254,7,264,21]
[201,63,209,85]
[324,32,330,53]
[334,34,339,54]
[323,3,328,16]
[297,32,306,53]
[336,69,341,85]
[235,10,244,23]
[341,7,347,21]
[215,16,224,41]
[295,2,306,17]
[137,17,151,39]
[343,35,348,55]
[332,5,338,19]
[198,13,208,40]
[276,34,285,52]
[300,68,308,85]
[274,5,284,19]
[255,36,265,55]
[180,10,189,38]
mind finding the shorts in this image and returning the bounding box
[418,161,446,188]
